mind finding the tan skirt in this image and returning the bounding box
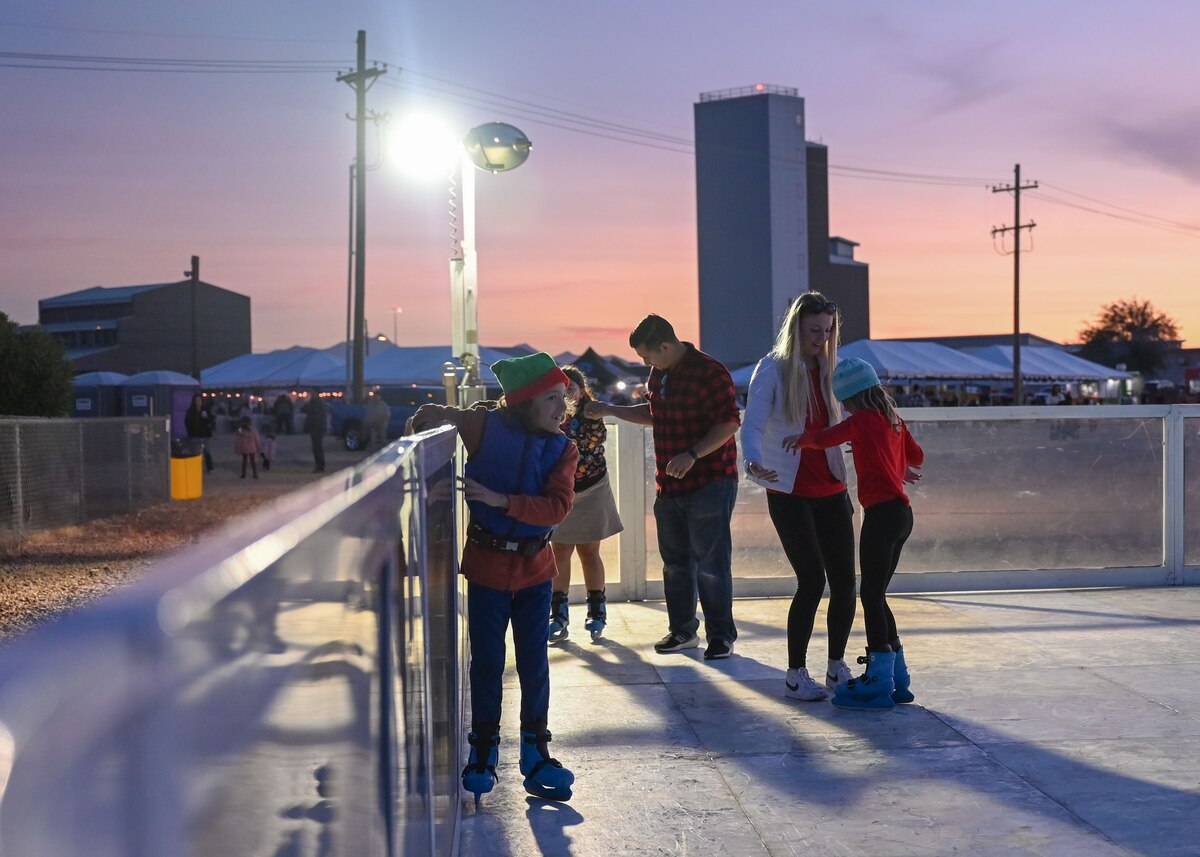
[551,472,624,544]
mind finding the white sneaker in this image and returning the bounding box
[826,659,854,690]
[785,668,830,701]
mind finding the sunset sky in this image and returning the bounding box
[3,1,1198,360]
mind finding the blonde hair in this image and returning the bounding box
[842,385,902,431]
[769,292,842,427]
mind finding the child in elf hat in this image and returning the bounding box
[789,357,924,710]
[411,351,578,803]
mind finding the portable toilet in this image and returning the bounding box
[122,370,200,436]
[71,371,128,417]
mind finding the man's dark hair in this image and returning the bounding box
[629,314,678,350]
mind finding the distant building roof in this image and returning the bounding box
[39,283,175,308]
[698,84,799,102]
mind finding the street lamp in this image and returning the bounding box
[449,122,532,405]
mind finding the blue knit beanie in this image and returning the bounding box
[832,357,880,402]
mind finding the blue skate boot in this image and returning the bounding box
[832,650,896,711]
[519,723,574,802]
[892,644,914,704]
[548,591,570,643]
[584,589,607,640]
[462,725,500,805]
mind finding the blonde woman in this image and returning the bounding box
[741,291,856,701]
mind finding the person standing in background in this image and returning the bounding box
[305,389,328,473]
[184,394,215,473]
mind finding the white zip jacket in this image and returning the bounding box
[740,355,847,491]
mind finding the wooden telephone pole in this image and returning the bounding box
[992,164,1038,405]
[337,31,385,403]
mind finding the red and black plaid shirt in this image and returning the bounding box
[647,343,741,498]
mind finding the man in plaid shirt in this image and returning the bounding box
[587,315,741,659]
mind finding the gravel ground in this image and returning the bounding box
[0,432,372,643]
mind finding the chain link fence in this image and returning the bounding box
[0,417,169,543]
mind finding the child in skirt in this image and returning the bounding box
[791,357,924,710]
[411,352,579,803]
[234,416,261,479]
[548,365,624,642]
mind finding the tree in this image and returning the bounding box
[1077,298,1180,375]
[0,311,75,417]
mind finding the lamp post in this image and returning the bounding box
[449,122,532,405]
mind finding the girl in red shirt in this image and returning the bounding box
[792,357,924,710]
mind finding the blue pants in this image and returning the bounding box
[654,477,738,644]
[467,579,552,729]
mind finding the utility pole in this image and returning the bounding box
[992,164,1037,405]
[337,30,384,404]
[187,255,200,380]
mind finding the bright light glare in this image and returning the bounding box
[390,114,460,180]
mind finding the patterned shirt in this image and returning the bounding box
[647,342,741,498]
[562,407,608,492]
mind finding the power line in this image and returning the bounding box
[4,46,1195,232]
[382,78,694,156]
[0,18,346,44]
[386,77,1007,186]
[396,68,695,147]
[0,50,344,73]
[1037,182,1200,233]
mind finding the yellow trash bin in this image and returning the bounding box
[170,439,205,500]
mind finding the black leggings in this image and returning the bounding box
[859,499,913,651]
[767,491,856,668]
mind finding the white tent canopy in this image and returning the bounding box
[840,340,1012,380]
[201,347,333,388]
[962,345,1130,381]
[731,340,1010,386]
[304,345,529,387]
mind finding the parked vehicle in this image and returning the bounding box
[329,387,444,451]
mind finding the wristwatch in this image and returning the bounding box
[686,448,699,461]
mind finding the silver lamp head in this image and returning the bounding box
[462,122,532,173]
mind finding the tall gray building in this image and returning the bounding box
[695,85,869,367]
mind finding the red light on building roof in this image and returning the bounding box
[755,83,765,91]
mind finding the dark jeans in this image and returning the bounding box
[654,477,738,644]
[859,499,913,651]
[767,490,856,668]
[467,579,552,729]
[199,439,213,473]
[310,433,325,471]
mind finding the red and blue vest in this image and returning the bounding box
[465,411,570,539]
